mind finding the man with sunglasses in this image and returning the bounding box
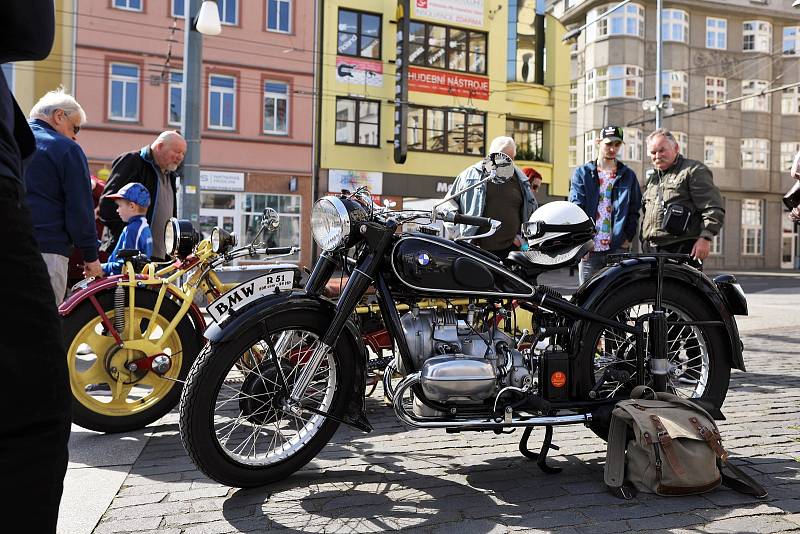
[25,88,102,304]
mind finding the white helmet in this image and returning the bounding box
[522,201,595,251]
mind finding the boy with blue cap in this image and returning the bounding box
[101,182,153,275]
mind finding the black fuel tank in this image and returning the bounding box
[390,235,535,297]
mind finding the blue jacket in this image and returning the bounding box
[102,215,153,275]
[569,160,642,250]
[24,119,98,261]
[443,161,537,238]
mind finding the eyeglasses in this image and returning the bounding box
[58,109,80,135]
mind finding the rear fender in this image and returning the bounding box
[571,257,745,371]
[205,290,371,432]
[59,276,207,348]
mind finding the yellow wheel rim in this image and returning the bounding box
[67,306,183,417]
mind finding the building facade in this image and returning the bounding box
[318,0,572,218]
[72,0,314,267]
[550,0,800,270]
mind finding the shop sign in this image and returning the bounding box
[328,169,383,195]
[412,0,484,29]
[200,170,245,191]
[335,56,383,87]
[408,66,489,100]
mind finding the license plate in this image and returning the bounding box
[207,270,294,323]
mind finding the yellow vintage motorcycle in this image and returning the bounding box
[59,209,300,433]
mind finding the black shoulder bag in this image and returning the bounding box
[657,177,692,235]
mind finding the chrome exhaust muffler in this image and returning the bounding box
[392,372,592,429]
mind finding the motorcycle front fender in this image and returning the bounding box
[571,258,746,372]
[205,290,372,433]
[59,275,207,349]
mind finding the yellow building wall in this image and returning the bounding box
[320,0,571,195]
[12,0,76,114]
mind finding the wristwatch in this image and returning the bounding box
[701,236,712,242]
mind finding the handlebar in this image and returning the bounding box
[262,246,295,255]
[441,212,495,228]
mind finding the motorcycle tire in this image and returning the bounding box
[580,280,731,440]
[179,308,355,488]
[63,289,199,433]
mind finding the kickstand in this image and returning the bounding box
[519,425,562,474]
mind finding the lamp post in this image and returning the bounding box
[180,0,221,223]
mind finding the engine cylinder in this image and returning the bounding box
[419,356,496,402]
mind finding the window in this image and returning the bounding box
[784,27,800,56]
[109,63,139,121]
[1,63,14,91]
[782,87,800,115]
[506,119,544,161]
[741,138,769,169]
[168,71,183,126]
[620,128,642,162]
[218,0,238,25]
[267,0,291,33]
[407,106,485,154]
[408,21,487,74]
[780,142,800,172]
[660,71,688,105]
[208,74,236,130]
[586,65,643,102]
[710,227,723,256]
[568,136,578,167]
[741,80,770,112]
[337,9,381,59]
[742,20,771,52]
[335,97,379,146]
[662,9,688,43]
[584,130,599,162]
[741,199,763,255]
[243,193,300,260]
[704,136,725,168]
[673,131,688,154]
[569,82,578,111]
[705,76,726,107]
[171,0,184,17]
[113,0,142,11]
[706,17,727,49]
[586,3,644,42]
[263,81,289,135]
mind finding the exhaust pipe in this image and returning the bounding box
[392,372,592,429]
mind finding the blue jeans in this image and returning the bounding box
[578,248,625,285]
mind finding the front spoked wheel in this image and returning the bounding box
[179,309,354,487]
[582,281,731,439]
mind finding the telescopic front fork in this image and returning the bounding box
[648,256,669,392]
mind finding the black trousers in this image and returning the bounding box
[0,178,70,533]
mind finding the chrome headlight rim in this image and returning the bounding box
[210,226,237,254]
[165,217,199,259]
[311,196,351,252]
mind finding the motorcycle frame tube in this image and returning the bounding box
[203,291,371,432]
[571,257,745,372]
[305,251,337,295]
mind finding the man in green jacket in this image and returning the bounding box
[641,128,725,262]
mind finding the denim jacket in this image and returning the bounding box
[442,161,537,239]
[569,160,642,250]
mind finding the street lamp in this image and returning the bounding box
[180,0,222,224]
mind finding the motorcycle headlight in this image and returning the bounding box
[311,196,351,251]
[165,218,199,259]
[210,227,236,254]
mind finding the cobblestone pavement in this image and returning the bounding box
[93,329,800,534]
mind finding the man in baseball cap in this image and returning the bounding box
[102,182,153,274]
[569,125,642,285]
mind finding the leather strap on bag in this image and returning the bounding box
[649,414,686,476]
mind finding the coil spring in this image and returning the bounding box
[536,285,565,301]
[113,285,125,334]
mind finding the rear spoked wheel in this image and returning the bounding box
[179,309,353,487]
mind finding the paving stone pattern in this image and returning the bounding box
[95,330,800,533]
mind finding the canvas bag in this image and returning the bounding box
[604,387,768,499]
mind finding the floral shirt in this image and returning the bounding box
[593,168,617,252]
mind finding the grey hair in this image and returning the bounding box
[29,86,87,124]
[154,130,185,146]
[488,136,517,158]
[646,128,679,149]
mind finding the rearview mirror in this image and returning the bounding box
[483,152,515,183]
[261,208,280,232]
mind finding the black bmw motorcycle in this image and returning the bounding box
[178,153,748,488]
